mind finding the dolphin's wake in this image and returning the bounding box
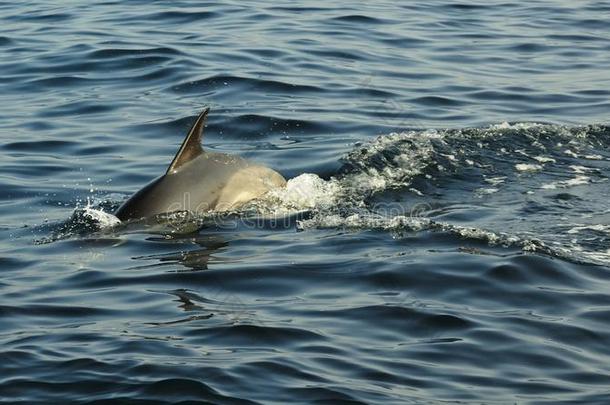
[40,122,610,266]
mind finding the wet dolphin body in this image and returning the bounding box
[115,108,286,221]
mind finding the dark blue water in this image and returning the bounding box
[2,1,610,403]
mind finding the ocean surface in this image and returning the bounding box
[1,1,610,403]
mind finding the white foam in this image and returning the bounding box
[541,175,590,189]
[82,206,121,228]
[515,163,543,172]
[297,213,432,232]
[489,122,544,130]
[564,149,579,158]
[440,224,520,246]
[569,165,594,174]
[476,187,499,195]
[297,213,534,252]
[533,156,556,163]
[339,130,442,196]
[566,224,610,235]
[260,173,342,213]
[484,176,506,186]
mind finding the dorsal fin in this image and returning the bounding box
[166,107,209,174]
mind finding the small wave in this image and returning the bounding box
[142,10,219,23]
[254,122,610,265]
[0,36,12,46]
[170,74,321,95]
[338,129,444,197]
[11,12,72,22]
[330,15,387,24]
[567,224,610,235]
[87,46,182,60]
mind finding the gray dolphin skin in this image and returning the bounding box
[115,108,286,221]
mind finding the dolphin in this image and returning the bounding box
[115,108,286,221]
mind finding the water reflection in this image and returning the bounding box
[132,234,230,271]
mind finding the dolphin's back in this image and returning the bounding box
[115,108,286,221]
[115,150,285,220]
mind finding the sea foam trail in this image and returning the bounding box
[51,122,610,265]
[254,122,610,265]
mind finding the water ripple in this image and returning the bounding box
[2,1,610,403]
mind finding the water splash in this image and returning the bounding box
[82,204,121,228]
